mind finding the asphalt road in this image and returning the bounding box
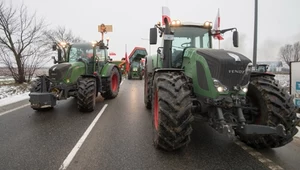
[0,78,300,170]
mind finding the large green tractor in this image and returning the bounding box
[29,41,122,112]
[144,19,299,151]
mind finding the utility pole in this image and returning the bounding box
[253,0,258,67]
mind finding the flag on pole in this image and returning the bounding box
[162,6,171,25]
[212,8,224,40]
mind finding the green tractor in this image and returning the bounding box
[255,64,269,73]
[29,40,122,112]
[128,48,148,80]
[144,18,298,151]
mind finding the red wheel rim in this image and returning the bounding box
[154,90,159,130]
[111,74,118,92]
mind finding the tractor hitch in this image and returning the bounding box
[236,124,288,137]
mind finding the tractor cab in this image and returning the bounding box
[169,22,213,67]
[150,20,239,69]
[255,64,269,73]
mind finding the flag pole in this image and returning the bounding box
[218,40,220,49]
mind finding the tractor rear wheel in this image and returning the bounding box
[152,72,193,151]
[77,78,96,112]
[101,67,120,99]
[239,76,298,148]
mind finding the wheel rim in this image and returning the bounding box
[111,74,118,92]
[154,90,159,130]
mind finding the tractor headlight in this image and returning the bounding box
[238,82,249,93]
[241,87,248,93]
[171,20,181,26]
[213,78,228,93]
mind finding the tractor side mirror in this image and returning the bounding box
[52,44,57,51]
[150,28,157,45]
[52,56,57,64]
[157,47,163,55]
[233,31,239,47]
[99,41,105,49]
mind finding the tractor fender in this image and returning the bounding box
[250,72,275,78]
[79,74,101,96]
[145,55,153,73]
[100,63,122,83]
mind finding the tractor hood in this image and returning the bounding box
[49,63,72,81]
[196,49,251,89]
[48,62,85,83]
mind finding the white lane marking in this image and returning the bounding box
[0,104,30,117]
[59,104,108,170]
[235,141,284,170]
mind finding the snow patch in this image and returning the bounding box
[0,92,30,107]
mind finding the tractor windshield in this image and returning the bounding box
[69,43,94,62]
[171,26,211,67]
[171,26,211,51]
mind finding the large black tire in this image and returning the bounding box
[239,76,298,149]
[144,72,152,109]
[101,67,120,99]
[77,78,96,112]
[30,78,50,92]
[30,78,53,111]
[152,72,193,151]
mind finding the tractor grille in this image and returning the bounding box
[196,49,251,90]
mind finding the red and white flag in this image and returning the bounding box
[162,6,171,25]
[125,50,130,73]
[213,8,224,40]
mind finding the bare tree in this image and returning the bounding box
[44,26,83,61]
[293,42,300,61]
[0,2,50,83]
[279,41,300,67]
[279,44,294,67]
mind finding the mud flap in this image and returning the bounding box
[29,92,56,108]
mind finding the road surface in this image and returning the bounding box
[0,78,299,170]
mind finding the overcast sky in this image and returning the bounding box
[5,0,300,62]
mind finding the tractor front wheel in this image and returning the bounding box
[152,72,193,151]
[77,78,96,112]
[101,67,120,99]
[239,76,298,148]
[144,72,152,109]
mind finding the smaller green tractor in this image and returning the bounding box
[255,64,269,73]
[128,48,148,80]
[128,55,144,80]
[29,40,122,112]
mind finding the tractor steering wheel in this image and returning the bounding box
[181,42,192,48]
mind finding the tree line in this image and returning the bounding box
[0,2,83,83]
[279,41,300,68]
